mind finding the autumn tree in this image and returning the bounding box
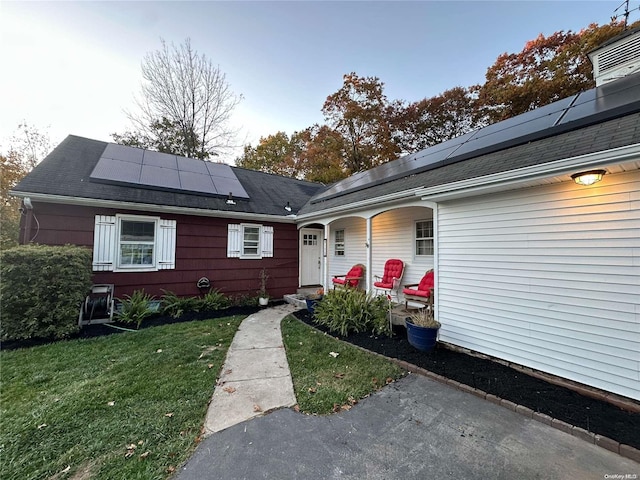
[114,38,241,160]
[236,131,299,177]
[293,125,346,184]
[394,86,483,153]
[1,123,50,249]
[475,21,637,123]
[322,73,401,174]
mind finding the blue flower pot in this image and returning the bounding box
[305,297,322,314]
[405,319,439,352]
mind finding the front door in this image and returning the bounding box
[300,228,322,286]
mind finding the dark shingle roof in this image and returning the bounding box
[298,112,640,215]
[13,135,325,217]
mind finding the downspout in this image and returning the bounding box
[21,197,33,244]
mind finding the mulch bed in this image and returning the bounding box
[292,309,640,450]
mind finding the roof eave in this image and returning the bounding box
[8,191,298,224]
[417,142,640,202]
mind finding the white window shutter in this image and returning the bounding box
[227,224,241,258]
[261,226,274,258]
[93,215,116,271]
[157,219,177,270]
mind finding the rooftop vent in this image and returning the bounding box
[589,28,640,86]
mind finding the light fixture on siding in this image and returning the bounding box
[284,201,292,212]
[571,169,606,186]
[226,193,236,205]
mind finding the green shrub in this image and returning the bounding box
[116,290,155,328]
[198,288,230,311]
[312,288,391,337]
[0,244,92,341]
[160,290,201,318]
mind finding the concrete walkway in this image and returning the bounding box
[202,303,298,435]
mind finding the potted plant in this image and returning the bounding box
[305,288,324,314]
[258,268,269,306]
[405,306,441,352]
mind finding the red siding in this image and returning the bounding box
[21,202,299,300]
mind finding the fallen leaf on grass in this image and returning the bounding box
[293,404,300,412]
[139,451,150,459]
[208,364,214,369]
[156,349,163,353]
[308,387,317,394]
[138,440,144,445]
[166,466,176,474]
[253,404,262,412]
[333,373,345,379]
[223,386,236,394]
[125,444,137,458]
[60,465,71,474]
[329,351,339,358]
[372,377,378,385]
[37,423,47,430]
[165,412,174,417]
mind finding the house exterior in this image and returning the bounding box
[11,29,639,402]
[11,136,325,300]
[294,35,640,401]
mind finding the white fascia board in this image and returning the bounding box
[8,191,297,224]
[295,189,424,222]
[417,143,640,202]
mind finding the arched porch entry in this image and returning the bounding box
[307,203,435,295]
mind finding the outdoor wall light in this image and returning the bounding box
[571,169,606,186]
[284,201,292,212]
[225,193,236,205]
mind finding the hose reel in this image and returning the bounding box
[78,284,114,326]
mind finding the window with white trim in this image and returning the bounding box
[415,220,434,256]
[92,214,176,272]
[334,229,345,256]
[227,224,274,259]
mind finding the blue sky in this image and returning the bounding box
[0,1,631,162]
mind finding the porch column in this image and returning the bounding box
[365,216,372,293]
[323,223,330,292]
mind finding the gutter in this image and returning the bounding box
[7,191,299,224]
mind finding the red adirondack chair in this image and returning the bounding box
[402,270,435,309]
[332,264,365,289]
[373,259,405,298]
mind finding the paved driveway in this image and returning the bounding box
[176,374,638,480]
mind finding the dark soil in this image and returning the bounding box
[292,309,640,450]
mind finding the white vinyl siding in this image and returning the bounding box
[371,207,434,287]
[437,169,640,400]
[92,214,176,272]
[328,218,366,284]
[227,224,274,259]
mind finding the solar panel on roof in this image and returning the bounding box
[89,144,249,199]
[312,71,640,203]
[143,150,178,169]
[179,170,217,194]
[140,165,181,190]
[102,143,144,164]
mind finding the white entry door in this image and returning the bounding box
[300,228,322,286]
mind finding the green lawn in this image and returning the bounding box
[1,316,244,480]
[281,315,406,414]
[2,313,407,479]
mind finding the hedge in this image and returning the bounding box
[1,244,92,341]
